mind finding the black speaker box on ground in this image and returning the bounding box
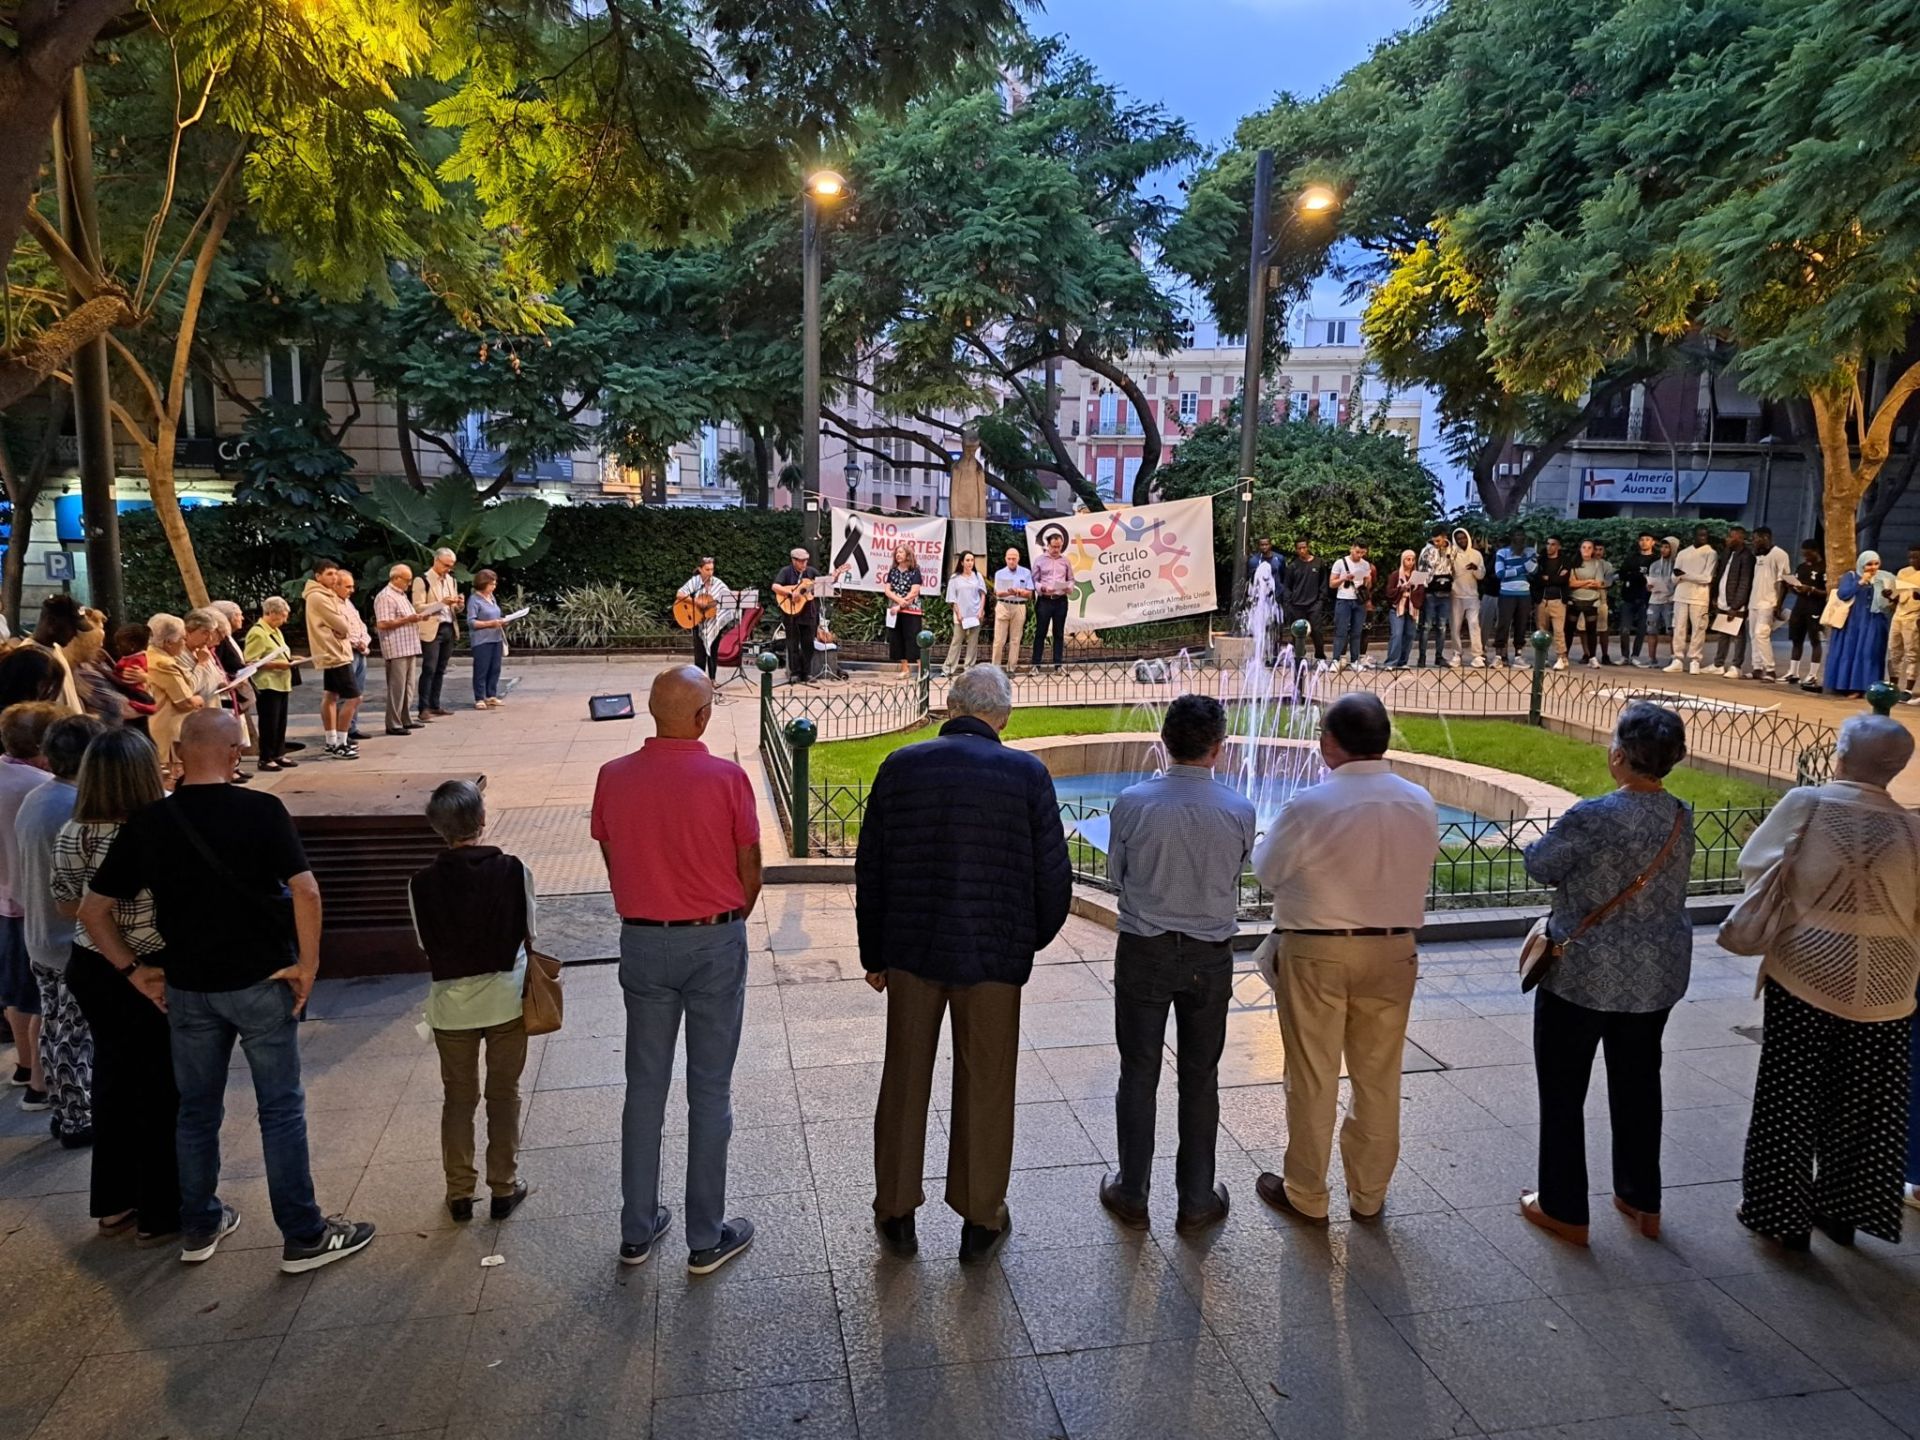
[588,694,634,721]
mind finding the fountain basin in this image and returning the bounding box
[1013,732,1579,832]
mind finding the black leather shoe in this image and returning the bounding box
[384,728,412,737]
[958,1212,1012,1264]
[1175,1182,1230,1235]
[448,1197,474,1223]
[1098,1175,1150,1231]
[875,1213,919,1258]
[1255,1172,1329,1225]
[490,1180,533,1221]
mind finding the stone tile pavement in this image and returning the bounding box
[1,894,1916,1439]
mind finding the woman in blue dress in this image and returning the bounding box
[1825,551,1895,697]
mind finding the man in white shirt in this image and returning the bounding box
[1747,527,1794,682]
[990,548,1033,673]
[1329,544,1374,671]
[1665,525,1718,674]
[1889,541,1920,701]
[1448,526,1486,667]
[1250,693,1438,1223]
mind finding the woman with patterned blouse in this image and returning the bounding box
[884,543,925,678]
[1518,702,1695,1246]
[51,729,178,1241]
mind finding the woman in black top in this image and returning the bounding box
[1785,543,1828,692]
[884,544,924,676]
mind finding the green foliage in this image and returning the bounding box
[510,584,675,648]
[231,398,363,550]
[119,506,308,624]
[1156,416,1439,583]
[1441,506,1745,558]
[357,475,552,581]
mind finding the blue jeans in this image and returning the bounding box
[618,921,747,1252]
[1334,598,1367,663]
[169,980,325,1244]
[471,643,503,702]
[1387,610,1415,667]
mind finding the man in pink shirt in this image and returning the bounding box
[591,665,762,1274]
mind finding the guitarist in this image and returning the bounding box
[772,546,822,685]
[676,558,733,680]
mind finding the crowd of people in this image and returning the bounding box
[1250,529,1920,700]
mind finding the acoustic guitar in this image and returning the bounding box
[672,590,718,630]
[775,576,816,616]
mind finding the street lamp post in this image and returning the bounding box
[1230,149,1337,611]
[802,169,846,551]
[844,460,861,512]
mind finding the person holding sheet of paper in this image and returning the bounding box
[1704,526,1754,676]
[942,551,987,676]
[373,563,426,736]
[466,569,511,709]
[243,599,305,773]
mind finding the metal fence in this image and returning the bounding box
[805,789,1771,915]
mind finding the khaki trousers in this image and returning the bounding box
[433,1016,528,1202]
[384,655,419,732]
[1889,612,1920,689]
[1273,932,1418,1218]
[990,602,1027,671]
[873,968,1021,1227]
[1534,600,1567,661]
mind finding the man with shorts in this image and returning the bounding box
[302,560,359,759]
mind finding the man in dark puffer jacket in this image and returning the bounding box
[857,664,1071,1264]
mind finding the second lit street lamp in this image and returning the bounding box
[803,168,847,550]
[1232,151,1338,610]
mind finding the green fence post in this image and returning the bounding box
[918,629,935,713]
[784,717,817,858]
[758,650,778,713]
[1866,681,1899,716]
[1528,629,1551,727]
[1290,617,1310,659]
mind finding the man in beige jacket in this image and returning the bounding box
[302,559,358,759]
[411,548,461,721]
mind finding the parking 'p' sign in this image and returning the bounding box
[44,551,74,582]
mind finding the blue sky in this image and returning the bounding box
[1031,0,1427,151]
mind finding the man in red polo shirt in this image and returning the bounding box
[591,665,762,1274]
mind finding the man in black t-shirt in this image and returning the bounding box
[81,711,374,1274]
[772,546,822,683]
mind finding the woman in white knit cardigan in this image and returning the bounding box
[1734,715,1920,1251]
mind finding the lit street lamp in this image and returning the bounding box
[1232,153,1339,610]
[803,169,847,548]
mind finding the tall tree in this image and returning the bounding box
[822,40,1198,512]
[1483,0,1920,564]
[1164,0,1671,518]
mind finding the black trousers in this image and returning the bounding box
[1112,930,1233,1211]
[1533,987,1671,1227]
[64,945,180,1231]
[419,623,453,712]
[786,616,817,681]
[1282,603,1326,659]
[692,632,717,680]
[256,689,289,763]
[1570,604,1601,660]
[1788,602,1823,660]
[1493,595,1533,657]
[1033,596,1068,667]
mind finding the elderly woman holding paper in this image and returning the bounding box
[466,568,512,708]
[243,598,305,772]
[1729,714,1920,1251]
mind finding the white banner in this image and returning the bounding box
[1580,467,1751,507]
[826,509,948,593]
[1024,496,1215,632]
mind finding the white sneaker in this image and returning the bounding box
[1470,656,1486,668]
[1906,696,1920,707]
[1688,662,1702,675]
[1334,659,1350,672]
[1587,658,1600,669]
[1700,665,1721,676]
[1664,660,1684,673]
[1448,656,1462,669]
[1553,658,1568,671]
[1491,656,1507,668]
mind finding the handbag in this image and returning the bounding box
[1716,803,1813,956]
[1519,804,1689,992]
[1818,590,1853,629]
[522,939,564,1036]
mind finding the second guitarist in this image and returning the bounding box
[676,558,734,680]
[772,546,822,685]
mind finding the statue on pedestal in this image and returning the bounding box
[949,429,988,576]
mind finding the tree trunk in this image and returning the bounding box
[751,429,772,510]
[1809,359,1920,569]
[146,447,209,608]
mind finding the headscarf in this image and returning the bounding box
[1856,552,1895,614]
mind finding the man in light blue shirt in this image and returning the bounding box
[1099,694,1256,1235]
[990,548,1033,672]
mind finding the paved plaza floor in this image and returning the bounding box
[2,909,1919,1438]
[3,652,1915,1437]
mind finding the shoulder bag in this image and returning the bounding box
[168,800,296,943]
[1519,804,1688,993]
[1819,589,1854,629]
[1716,802,1813,957]
[521,922,564,1036]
